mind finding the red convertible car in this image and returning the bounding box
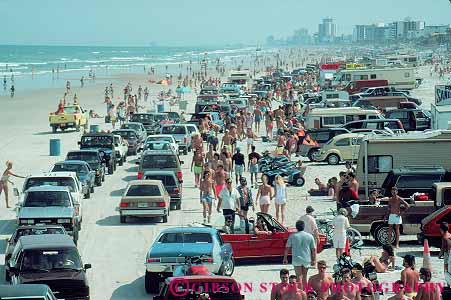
[213,212,327,260]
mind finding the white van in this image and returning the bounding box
[304,107,383,129]
[332,67,416,89]
[228,70,251,89]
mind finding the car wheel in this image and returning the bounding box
[327,154,340,165]
[85,189,91,199]
[307,149,319,161]
[120,215,126,224]
[219,257,235,276]
[90,185,95,193]
[145,271,160,294]
[293,175,305,187]
[374,224,396,246]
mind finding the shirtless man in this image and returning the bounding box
[192,133,204,153]
[254,106,263,133]
[339,268,361,300]
[236,115,244,141]
[205,144,217,169]
[383,187,410,248]
[351,264,374,300]
[199,170,215,223]
[229,125,238,153]
[387,280,412,300]
[415,268,441,300]
[221,130,233,153]
[400,255,419,299]
[213,164,227,198]
[308,261,334,300]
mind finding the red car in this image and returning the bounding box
[215,213,327,260]
[419,205,451,247]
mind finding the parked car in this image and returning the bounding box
[298,128,350,161]
[112,129,141,155]
[113,134,128,166]
[118,180,170,223]
[66,150,105,186]
[315,133,365,165]
[5,234,91,300]
[144,226,234,293]
[51,161,96,198]
[155,276,243,300]
[16,186,81,244]
[78,133,117,174]
[385,108,431,131]
[0,284,58,300]
[160,124,192,155]
[121,122,147,143]
[49,104,88,133]
[145,135,179,154]
[5,225,67,270]
[130,113,160,135]
[214,212,326,260]
[144,171,182,210]
[137,149,183,182]
[340,119,405,133]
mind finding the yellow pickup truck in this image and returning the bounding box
[49,104,89,133]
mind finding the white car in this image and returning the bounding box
[145,135,179,154]
[113,134,128,166]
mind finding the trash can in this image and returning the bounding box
[90,125,100,133]
[157,103,165,113]
[50,139,61,156]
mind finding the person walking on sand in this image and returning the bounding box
[236,177,254,219]
[199,170,214,223]
[299,206,319,245]
[274,175,287,224]
[248,145,261,188]
[217,178,240,232]
[1,161,26,208]
[191,150,204,188]
[283,220,316,289]
[256,174,273,213]
[10,85,15,98]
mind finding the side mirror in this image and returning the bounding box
[84,263,92,270]
[13,188,20,197]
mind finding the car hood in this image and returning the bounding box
[78,173,90,182]
[19,207,73,218]
[150,243,213,257]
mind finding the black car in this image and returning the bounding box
[113,129,141,155]
[78,133,117,174]
[381,166,447,198]
[6,234,91,300]
[66,150,105,185]
[130,113,159,135]
[299,128,350,161]
[0,284,57,300]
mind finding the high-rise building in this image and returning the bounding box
[318,18,336,43]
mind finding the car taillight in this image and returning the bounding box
[173,187,179,193]
[183,137,188,143]
[414,194,429,201]
[147,258,161,263]
[120,202,129,208]
[137,172,143,179]
[177,171,183,181]
[202,257,214,263]
[157,202,166,207]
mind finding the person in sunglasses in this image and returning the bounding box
[387,280,411,300]
[308,261,333,300]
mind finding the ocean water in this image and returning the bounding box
[0,45,259,95]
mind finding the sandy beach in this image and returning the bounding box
[0,49,450,300]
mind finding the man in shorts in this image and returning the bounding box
[232,147,245,185]
[384,187,410,248]
[248,145,261,188]
[283,220,316,289]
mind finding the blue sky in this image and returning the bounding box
[0,0,450,46]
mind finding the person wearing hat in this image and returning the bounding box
[232,148,245,185]
[351,263,374,300]
[236,177,254,218]
[299,206,319,245]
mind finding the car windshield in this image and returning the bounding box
[142,154,177,169]
[52,164,87,176]
[66,152,99,164]
[144,142,171,151]
[158,232,212,243]
[121,124,140,131]
[24,191,71,207]
[126,185,161,197]
[147,137,173,143]
[24,177,76,192]
[81,135,113,146]
[153,115,167,121]
[161,126,186,134]
[144,175,176,185]
[131,114,153,123]
[14,227,65,243]
[20,248,82,271]
[113,131,137,139]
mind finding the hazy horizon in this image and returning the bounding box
[1,0,450,47]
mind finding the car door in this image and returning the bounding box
[219,214,253,259]
[334,137,351,159]
[258,214,289,257]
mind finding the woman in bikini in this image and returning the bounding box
[369,244,395,273]
[1,161,26,208]
[256,174,274,214]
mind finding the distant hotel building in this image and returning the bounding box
[353,19,433,42]
[318,18,336,43]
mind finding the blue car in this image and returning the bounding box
[144,226,234,293]
[51,160,96,198]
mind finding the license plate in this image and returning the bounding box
[138,203,148,208]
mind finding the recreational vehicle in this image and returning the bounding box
[228,70,252,89]
[332,67,416,89]
[355,130,451,197]
[304,107,383,129]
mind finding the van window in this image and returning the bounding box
[126,184,161,197]
[404,72,410,78]
[367,156,393,173]
[162,126,186,134]
[24,191,71,207]
[335,138,350,146]
[309,131,331,142]
[323,116,345,126]
[344,74,351,81]
[370,74,377,79]
[395,175,443,189]
[142,154,178,169]
[388,111,408,119]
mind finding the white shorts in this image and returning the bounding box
[333,233,346,248]
[292,256,310,267]
[388,214,402,225]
